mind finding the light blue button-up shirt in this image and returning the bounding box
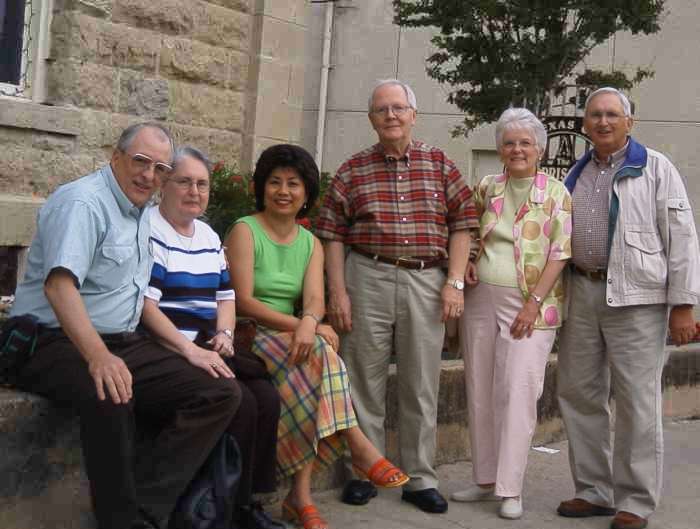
[11,165,152,333]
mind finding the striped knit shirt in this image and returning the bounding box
[316,141,479,258]
[145,207,235,341]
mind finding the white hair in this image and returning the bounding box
[368,79,418,111]
[584,87,632,116]
[494,107,547,153]
[172,146,212,176]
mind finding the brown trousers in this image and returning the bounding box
[17,331,242,529]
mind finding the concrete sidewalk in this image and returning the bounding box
[296,419,699,529]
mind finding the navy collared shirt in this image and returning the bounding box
[11,165,152,333]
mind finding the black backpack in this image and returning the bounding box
[0,314,40,387]
[169,433,242,529]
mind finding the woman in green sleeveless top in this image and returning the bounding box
[226,145,408,529]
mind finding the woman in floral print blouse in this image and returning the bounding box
[451,108,572,520]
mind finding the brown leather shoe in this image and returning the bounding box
[611,511,648,529]
[557,498,616,518]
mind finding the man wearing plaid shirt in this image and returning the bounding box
[316,79,478,513]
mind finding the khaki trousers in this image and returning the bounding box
[459,283,556,497]
[341,250,445,491]
[557,273,668,518]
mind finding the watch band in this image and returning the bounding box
[530,293,543,305]
[216,329,233,339]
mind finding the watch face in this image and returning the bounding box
[449,279,464,290]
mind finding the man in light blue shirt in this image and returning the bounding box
[10,123,241,529]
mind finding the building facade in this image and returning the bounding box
[1,0,698,294]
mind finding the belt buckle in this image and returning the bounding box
[395,256,424,270]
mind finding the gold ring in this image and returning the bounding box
[211,363,218,368]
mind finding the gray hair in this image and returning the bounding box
[368,79,418,111]
[495,108,547,153]
[584,87,632,117]
[116,122,174,157]
[172,146,213,176]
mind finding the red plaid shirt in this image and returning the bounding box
[316,141,478,259]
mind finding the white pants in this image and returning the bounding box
[459,282,555,497]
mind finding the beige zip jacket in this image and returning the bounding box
[565,137,700,308]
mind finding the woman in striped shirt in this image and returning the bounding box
[141,146,284,529]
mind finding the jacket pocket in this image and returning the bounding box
[623,228,667,288]
[668,197,695,236]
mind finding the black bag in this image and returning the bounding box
[170,433,242,529]
[0,314,40,386]
[229,319,268,380]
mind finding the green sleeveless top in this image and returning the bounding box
[235,215,314,315]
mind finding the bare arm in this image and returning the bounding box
[208,299,236,356]
[324,240,352,333]
[44,268,132,404]
[140,299,233,378]
[441,229,471,321]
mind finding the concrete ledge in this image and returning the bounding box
[1,347,698,528]
[0,99,82,136]
[0,194,44,247]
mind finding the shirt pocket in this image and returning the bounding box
[623,228,667,288]
[93,244,136,291]
[420,181,447,220]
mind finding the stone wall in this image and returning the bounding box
[0,0,251,199]
[0,0,263,284]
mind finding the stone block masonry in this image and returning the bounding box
[0,0,252,203]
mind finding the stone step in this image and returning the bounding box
[1,348,698,529]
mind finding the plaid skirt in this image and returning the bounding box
[252,327,358,478]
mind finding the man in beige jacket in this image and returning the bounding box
[556,87,700,529]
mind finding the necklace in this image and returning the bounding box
[174,224,195,252]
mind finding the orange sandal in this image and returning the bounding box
[353,457,410,488]
[282,500,328,529]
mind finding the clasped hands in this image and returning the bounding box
[289,316,339,365]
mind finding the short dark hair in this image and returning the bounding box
[253,144,320,218]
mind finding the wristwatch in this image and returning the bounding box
[446,278,465,291]
[217,329,233,339]
[530,293,543,305]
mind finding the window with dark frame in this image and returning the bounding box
[0,0,27,86]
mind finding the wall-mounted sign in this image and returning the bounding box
[541,116,593,181]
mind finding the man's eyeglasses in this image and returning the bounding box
[169,177,211,193]
[127,153,173,176]
[586,111,626,123]
[370,105,413,116]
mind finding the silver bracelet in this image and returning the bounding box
[301,312,322,325]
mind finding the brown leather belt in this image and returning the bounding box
[572,264,607,281]
[352,246,445,270]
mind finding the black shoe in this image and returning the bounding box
[239,502,285,529]
[401,488,448,514]
[341,479,378,505]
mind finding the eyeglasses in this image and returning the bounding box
[586,111,626,123]
[502,139,537,150]
[370,105,413,116]
[126,152,173,176]
[168,176,210,193]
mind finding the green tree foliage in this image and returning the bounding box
[393,0,665,135]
